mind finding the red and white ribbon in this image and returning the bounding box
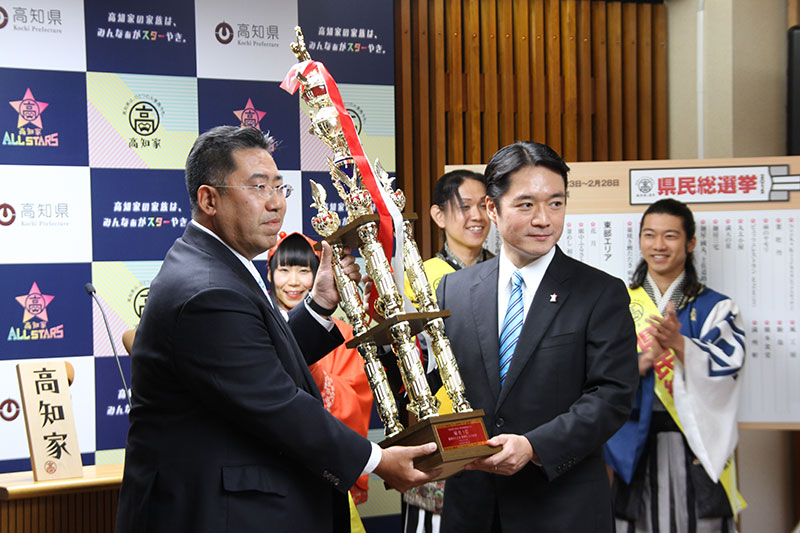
[282,60,407,311]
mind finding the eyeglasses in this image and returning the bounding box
[213,183,293,200]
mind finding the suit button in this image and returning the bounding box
[495,418,504,428]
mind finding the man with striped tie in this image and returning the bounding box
[434,142,639,532]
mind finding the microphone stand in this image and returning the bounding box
[85,283,132,409]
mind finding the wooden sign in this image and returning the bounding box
[16,361,83,481]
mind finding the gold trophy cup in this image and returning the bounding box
[287,27,499,479]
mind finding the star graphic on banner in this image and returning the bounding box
[9,88,49,129]
[233,98,266,130]
[15,282,55,323]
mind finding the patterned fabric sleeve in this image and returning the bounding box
[673,293,745,481]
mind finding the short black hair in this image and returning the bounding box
[630,198,702,298]
[185,126,275,217]
[268,234,320,279]
[484,142,569,209]
[432,169,486,212]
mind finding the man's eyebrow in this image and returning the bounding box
[248,173,284,182]
[641,227,681,234]
[511,191,566,201]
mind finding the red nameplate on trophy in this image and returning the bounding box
[381,410,500,481]
[435,419,488,451]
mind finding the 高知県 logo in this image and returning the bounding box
[0,203,16,226]
[215,21,233,44]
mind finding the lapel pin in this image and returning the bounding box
[549,293,558,303]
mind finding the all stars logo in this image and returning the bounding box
[233,98,266,130]
[8,282,64,341]
[3,88,59,147]
[12,88,48,129]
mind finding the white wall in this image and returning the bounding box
[738,429,794,531]
[668,0,787,159]
[668,1,795,530]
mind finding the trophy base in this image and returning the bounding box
[379,410,501,481]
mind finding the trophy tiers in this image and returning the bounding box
[291,25,500,473]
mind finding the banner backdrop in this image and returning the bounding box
[0,5,396,526]
[455,157,800,426]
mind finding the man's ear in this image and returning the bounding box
[687,235,697,254]
[486,196,499,225]
[196,185,219,216]
[430,204,446,230]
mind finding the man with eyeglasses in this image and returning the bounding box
[115,126,439,533]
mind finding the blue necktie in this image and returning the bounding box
[499,270,524,387]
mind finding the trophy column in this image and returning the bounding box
[401,220,472,414]
[310,183,404,437]
[355,221,439,420]
[376,170,473,415]
[287,26,500,481]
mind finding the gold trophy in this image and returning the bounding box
[287,26,498,479]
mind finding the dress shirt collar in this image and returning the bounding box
[497,245,556,299]
[497,246,556,334]
[190,219,271,300]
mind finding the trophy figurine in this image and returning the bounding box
[283,26,499,479]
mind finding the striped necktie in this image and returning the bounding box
[499,270,524,387]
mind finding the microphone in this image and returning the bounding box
[85,282,132,409]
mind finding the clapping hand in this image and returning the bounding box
[646,302,685,363]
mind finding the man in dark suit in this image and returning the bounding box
[436,142,639,532]
[115,126,438,533]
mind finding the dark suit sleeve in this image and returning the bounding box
[171,287,371,491]
[526,278,639,481]
[287,300,345,365]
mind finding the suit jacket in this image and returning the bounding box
[436,247,638,533]
[115,224,372,533]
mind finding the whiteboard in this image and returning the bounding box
[449,156,800,426]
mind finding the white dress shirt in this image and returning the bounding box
[496,246,556,336]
